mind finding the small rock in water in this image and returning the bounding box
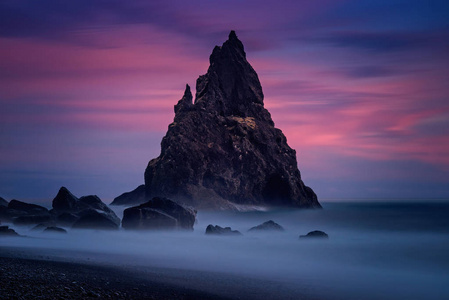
[299,230,328,239]
[31,223,49,231]
[205,224,242,236]
[248,220,284,232]
[0,225,20,236]
[122,197,196,230]
[44,226,67,234]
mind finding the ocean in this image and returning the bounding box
[3,201,449,300]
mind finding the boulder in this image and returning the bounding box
[0,200,49,223]
[72,210,119,230]
[51,187,88,213]
[31,223,48,231]
[13,214,52,226]
[44,226,67,234]
[111,184,146,206]
[122,197,196,230]
[78,195,120,226]
[205,225,242,236]
[0,196,8,207]
[0,225,19,236]
[56,212,79,227]
[51,187,120,230]
[299,230,329,239]
[8,200,49,216]
[248,220,284,232]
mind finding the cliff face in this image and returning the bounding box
[141,31,320,209]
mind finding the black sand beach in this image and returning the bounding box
[0,246,317,300]
[0,255,229,299]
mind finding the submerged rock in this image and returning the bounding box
[248,220,284,232]
[115,31,320,210]
[205,225,242,236]
[299,230,329,239]
[44,226,67,234]
[0,225,19,236]
[122,197,196,230]
[31,223,48,231]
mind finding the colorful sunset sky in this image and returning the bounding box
[1,0,448,204]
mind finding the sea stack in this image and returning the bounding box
[113,31,320,209]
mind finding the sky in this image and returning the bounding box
[1,0,448,204]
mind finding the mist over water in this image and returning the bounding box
[3,202,449,300]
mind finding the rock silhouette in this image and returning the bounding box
[112,185,145,206]
[0,196,8,207]
[248,220,285,232]
[0,199,50,223]
[51,187,120,229]
[205,225,242,236]
[299,230,329,239]
[122,197,196,230]
[114,31,320,209]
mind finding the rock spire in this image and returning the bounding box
[113,31,320,209]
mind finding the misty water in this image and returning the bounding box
[3,201,449,300]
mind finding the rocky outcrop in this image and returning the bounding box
[299,230,329,239]
[122,197,196,230]
[0,200,50,223]
[0,196,8,207]
[51,187,120,229]
[117,31,320,209]
[72,210,119,230]
[44,226,67,234]
[205,225,242,236]
[248,220,284,232]
[111,185,145,206]
[13,215,52,226]
[0,225,19,236]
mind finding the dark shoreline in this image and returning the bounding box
[0,255,233,300]
[0,246,319,300]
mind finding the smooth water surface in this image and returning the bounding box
[3,202,449,300]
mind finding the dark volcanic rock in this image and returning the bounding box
[0,225,19,236]
[51,187,120,229]
[122,197,196,230]
[31,223,48,231]
[8,200,49,216]
[248,220,284,232]
[44,226,67,234]
[299,230,329,239]
[72,210,119,230]
[13,214,52,226]
[0,196,8,207]
[205,225,242,236]
[0,200,50,222]
[132,31,319,209]
[52,187,88,213]
[56,212,79,227]
[111,184,146,206]
[78,195,120,226]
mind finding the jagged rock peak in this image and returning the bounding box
[125,31,320,209]
[174,84,193,115]
[194,30,264,118]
